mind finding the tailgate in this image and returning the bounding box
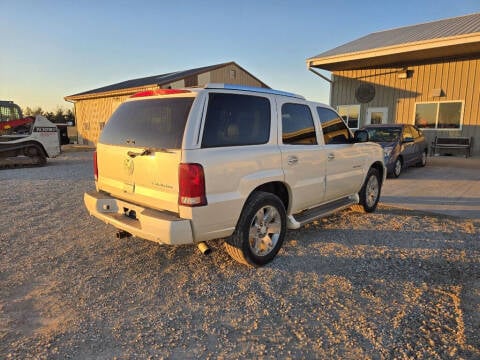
[97,143,181,213]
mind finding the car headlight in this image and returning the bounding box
[383,146,394,162]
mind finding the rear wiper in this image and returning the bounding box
[127,148,152,158]
[127,147,173,158]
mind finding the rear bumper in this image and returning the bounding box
[84,191,194,245]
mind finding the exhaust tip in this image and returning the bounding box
[116,230,132,239]
[197,242,211,255]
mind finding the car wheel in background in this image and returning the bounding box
[393,158,402,178]
[416,150,427,167]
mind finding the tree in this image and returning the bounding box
[65,109,75,125]
[21,106,75,125]
[44,111,54,122]
[53,108,65,123]
[23,106,44,116]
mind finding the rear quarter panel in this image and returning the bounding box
[180,145,283,242]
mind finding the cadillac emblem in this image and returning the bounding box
[123,157,134,175]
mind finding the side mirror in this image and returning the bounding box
[354,130,369,143]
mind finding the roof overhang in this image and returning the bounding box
[307,33,480,71]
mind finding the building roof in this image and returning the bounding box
[308,13,480,71]
[65,61,268,100]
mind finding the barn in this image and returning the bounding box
[307,13,480,156]
[65,62,269,145]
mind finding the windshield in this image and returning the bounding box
[99,97,194,149]
[0,103,23,122]
[365,127,402,142]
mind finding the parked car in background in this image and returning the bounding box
[362,124,428,178]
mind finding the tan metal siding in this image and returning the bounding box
[198,72,210,85]
[330,57,480,154]
[466,60,480,127]
[74,87,156,145]
[467,60,480,148]
[210,64,265,87]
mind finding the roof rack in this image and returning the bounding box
[205,83,305,100]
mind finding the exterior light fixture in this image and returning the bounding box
[397,69,409,79]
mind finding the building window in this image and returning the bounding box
[230,69,236,80]
[414,101,463,129]
[337,105,360,129]
[184,75,198,87]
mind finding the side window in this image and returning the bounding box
[281,103,317,145]
[316,107,352,145]
[403,126,413,140]
[202,93,271,148]
[409,125,420,138]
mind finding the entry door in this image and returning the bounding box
[366,107,388,125]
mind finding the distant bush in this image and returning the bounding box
[23,106,75,125]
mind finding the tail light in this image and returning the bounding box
[179,163,207,207]
[93,151,98,181]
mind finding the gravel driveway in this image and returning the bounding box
[1,151,479,359]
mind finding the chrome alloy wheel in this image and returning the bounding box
[248,205,282,257]
[365,174,380,209]
[421,151,427,166]
[394,159,402,177]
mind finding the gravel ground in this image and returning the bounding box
[1,151,479,359]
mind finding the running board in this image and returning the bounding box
[287,195,359,229]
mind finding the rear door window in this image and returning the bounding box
[201,93,271,148]
[409,125,420,139]
[403,126,414,140]
[281,103,317,145]
[99,97,194,149]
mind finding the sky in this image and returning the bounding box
[1,0,479,112]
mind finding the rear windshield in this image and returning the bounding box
[99,97,194,149]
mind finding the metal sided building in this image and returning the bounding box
[65,62,269,145]
[307,13,480,156]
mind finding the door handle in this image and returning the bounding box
[328,153,335,161]
[288,155,298,165]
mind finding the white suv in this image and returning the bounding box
[84,84,386,266]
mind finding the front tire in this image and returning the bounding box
[357,168,381,213]
[224,191,286,267]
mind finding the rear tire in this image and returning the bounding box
[224,191,286,267]
[416,150,427,167]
